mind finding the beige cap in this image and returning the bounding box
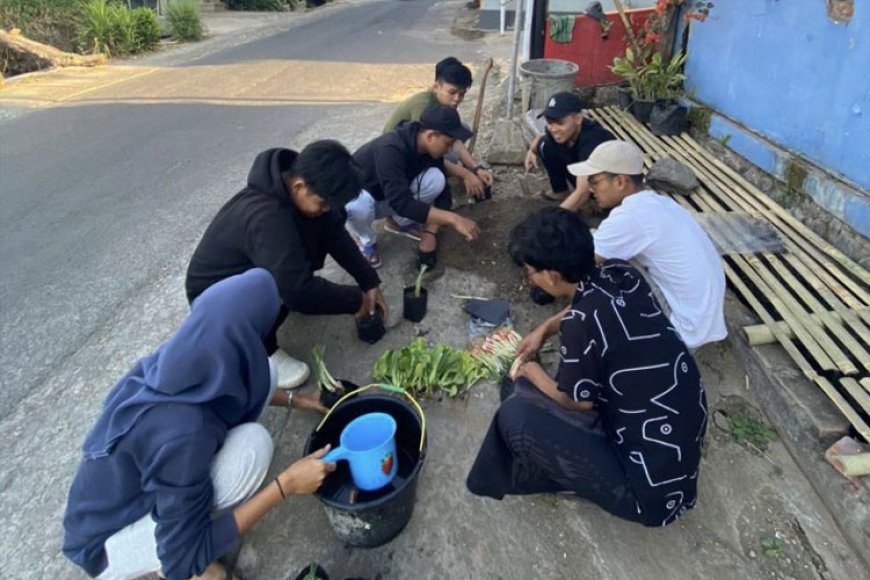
[567,140,645,176]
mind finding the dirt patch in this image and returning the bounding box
[736,489,831,580]
[440,168,550,304]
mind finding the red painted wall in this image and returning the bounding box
[544,8,655,87]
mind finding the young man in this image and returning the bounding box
[348,104,480,269]
[467,207,707,527]
[567,139,727,349]
[524,91,615,203]
[186,141,387,389]
[384,57,494,200]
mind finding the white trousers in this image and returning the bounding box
[345,167,445,247]
[97,363,279,580]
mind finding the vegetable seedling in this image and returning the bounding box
[413,264,428,298]
[310,345,342,394]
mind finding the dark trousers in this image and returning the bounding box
[536,134,577,194]
[467,379,641,523]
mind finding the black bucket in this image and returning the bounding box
[402,287,428,323]
[304,386,427,548]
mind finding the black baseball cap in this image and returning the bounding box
[420,104,474,141]
[537,91,586,119]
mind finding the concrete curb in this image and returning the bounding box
[723,294,870,568]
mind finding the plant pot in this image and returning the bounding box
[403,286,428,323]
[320,379,361,409]
[630,99,655,124]
[617,86,633,110]
[356,306,386,344]
[649,100,688,136]
[529,286,555,305]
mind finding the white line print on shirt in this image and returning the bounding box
[629,450,688,487]
[641,415,683,462]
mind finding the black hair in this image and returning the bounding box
[435,56,472,89]
[628,174,645,187]
[288,140,361,208]
[508,207,596,283]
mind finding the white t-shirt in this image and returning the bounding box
[593,190,727,348]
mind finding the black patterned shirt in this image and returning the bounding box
[556,260,708,526]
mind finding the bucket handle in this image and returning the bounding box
[315,383,426,453]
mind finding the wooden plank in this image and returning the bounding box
[840,378,870,416]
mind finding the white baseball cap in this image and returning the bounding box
[567,140,645,176]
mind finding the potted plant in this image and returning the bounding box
[402,264,429,322]
[356,304,386,344]
[311,345,359,408]
[610,0,711,123]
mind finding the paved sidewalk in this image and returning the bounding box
[0,2,866,578]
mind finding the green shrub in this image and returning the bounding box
[228,0,286,10]
[166,0,203,42]
[76,0,115,55]
[76,0,162,57]
[131,7,160,52]
[108,2,136,55]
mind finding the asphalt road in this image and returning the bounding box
[0,0,479,422]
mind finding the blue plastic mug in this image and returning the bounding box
[322,412,398,491]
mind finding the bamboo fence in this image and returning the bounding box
[586,106,870,441]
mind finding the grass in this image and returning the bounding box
[726,411,777,452]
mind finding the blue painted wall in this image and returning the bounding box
[684,1,870,191]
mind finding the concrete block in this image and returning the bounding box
[487,119,528,166]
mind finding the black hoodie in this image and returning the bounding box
[353,121,452,224]
[186,149,380,315]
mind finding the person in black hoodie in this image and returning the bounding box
[347,104,480,269]
[186,141,387,391]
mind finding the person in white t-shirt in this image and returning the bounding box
[566,140,727,348]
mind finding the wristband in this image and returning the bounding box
[473,164,490,174]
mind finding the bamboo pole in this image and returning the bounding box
[742,308,868,346]
[830,453,870,477]
[673,133,870,295]
[840,378,870,416]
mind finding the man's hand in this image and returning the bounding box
[560,177,591,212]
[356,287,388,321]
[524,147,539,172]
[450,214,480,241]
[278,445,336,496]
[365,287,388,320]
[462,172,486,198]
[515,326,546,361]
[475,168,494,187]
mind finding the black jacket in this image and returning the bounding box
[186,148,380,315]
[353,122,451,224]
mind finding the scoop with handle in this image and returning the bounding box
[322,412,398,491]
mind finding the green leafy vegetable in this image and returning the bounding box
[372,338,488,398]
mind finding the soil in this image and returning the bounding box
[439,167,550,305]
[439,166,606,309]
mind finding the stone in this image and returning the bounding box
[646,156,700,196]
[487,119,528,166]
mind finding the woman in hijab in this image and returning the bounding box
[63,269,335,580]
